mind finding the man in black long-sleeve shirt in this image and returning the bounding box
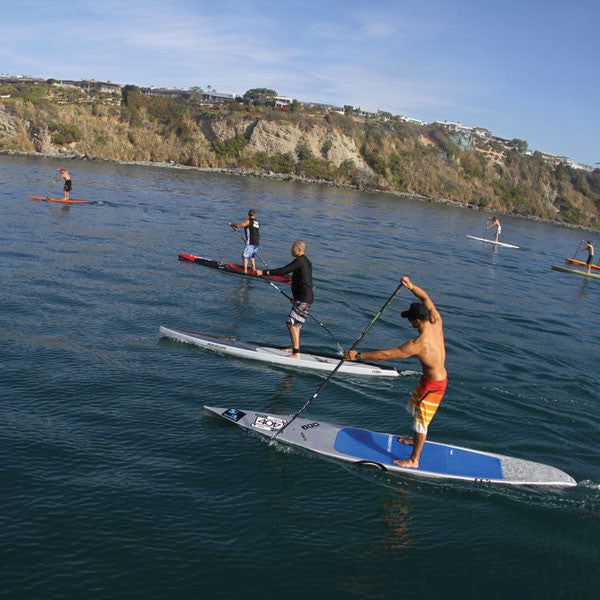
[256,240,313,356]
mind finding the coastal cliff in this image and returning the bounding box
[1,84,598,228]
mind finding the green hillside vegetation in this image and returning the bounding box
[1,82,599,228]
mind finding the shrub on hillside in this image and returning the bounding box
[50,122,82,145]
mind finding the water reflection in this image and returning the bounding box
[576,279,590,299]
[331,487,414,598]
[230,278,252,320]
[264,372,297,411]
[380,489,414,551]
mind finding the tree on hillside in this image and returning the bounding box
[243,88,277,106]
[510,138,528,153]
[122,84,142,106]
[344,105,354,116]
[188,86,205,102]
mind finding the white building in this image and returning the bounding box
[400,115,428,126]
[562,157,594,172]
[80,79,122,94]
[434,120,473,133]
[274,96,292,107]
[202,90,239,103]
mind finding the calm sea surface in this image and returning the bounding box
[1,154,599,599]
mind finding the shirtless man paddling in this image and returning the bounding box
[345,277,447,468]
[577,240,595,274]
[54,168,72,201]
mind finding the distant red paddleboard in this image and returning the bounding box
[28,196,89,204]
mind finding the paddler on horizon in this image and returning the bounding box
[54,168,72,201]
[345,277,447,469]
[228,209,260,273]
[487,216,501,242]
[577,240,595,274]
[256,240,313,358]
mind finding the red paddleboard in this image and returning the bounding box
[565,258,599,271]
[28,196,89,204]
[178,254,292,284]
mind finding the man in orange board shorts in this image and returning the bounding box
[345,276,447,468]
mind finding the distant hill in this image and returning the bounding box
[1,82,599,228]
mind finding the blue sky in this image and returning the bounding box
[2,0,598,165]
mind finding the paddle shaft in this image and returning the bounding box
[267,280,343,353]
[483,217,494,240]
[271,280,405,441]
[228,225,342,351]
[45,177,56,200]
[572,241,583,259]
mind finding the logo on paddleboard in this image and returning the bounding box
[222,408,246,422]
[252,414,285,431]
[301,422,319,430]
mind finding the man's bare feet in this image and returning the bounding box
[393,458,419,468]
[284,348,301,358]
[398,436,414,445]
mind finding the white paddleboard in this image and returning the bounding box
[160,326,399,377]
[204,406,577,486]
[466,235,519,249]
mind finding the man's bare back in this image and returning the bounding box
[405,312,446,381]
[344,276,447,468]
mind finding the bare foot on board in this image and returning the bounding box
[393,458,419,468]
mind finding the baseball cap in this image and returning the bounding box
[248,209,256,215]
[401,302,429,321]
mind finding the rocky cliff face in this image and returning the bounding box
[196,115,369,170]
[245,119,368,169]
[0,103,16,137]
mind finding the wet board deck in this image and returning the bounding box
[178,253,291,284]
[203,406,577,486]
[565,258,600,271]
[160,326,398,377]
[466,235,519,249]
[551,265,600,280]
[28,195,89,204]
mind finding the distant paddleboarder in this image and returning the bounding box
[577,240,595,273]
[256,240,313,357]
[228,209,260,273]
[54,168,72,201]
[345,277,447,468]
[487,216,501,242]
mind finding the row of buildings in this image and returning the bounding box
[0,74,594,171]
[432,120,594,172]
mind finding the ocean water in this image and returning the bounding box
[1,154,599,599]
